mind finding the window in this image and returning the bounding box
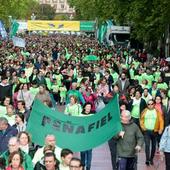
[61,4,65,9]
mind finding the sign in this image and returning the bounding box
[27,20,80,31]
[12,36,26,48]
[110,26,130,34]
[80,21,95,32]
[17,21,27,31]
[27,95,121,152]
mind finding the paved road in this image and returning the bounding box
[91,143,165,170]
[57,105,165,170]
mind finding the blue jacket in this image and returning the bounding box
[0,125,18,154]
[160,126,170,153]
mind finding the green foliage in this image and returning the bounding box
[0,0,56,27]
[68,0,170,48]
[35,4,56,20]
[54,14,69,20]
[0,0,38,26]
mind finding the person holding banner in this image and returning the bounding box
[64,96,82,116]
[80,102,94,170]
[66,82,85,105]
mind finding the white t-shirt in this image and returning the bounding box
[32,145,62,166]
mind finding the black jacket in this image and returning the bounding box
[128,98,147,117]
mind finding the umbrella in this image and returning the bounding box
[83,55,99,61]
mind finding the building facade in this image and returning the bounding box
[39,0,74,14]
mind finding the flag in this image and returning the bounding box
[105,20,113,46]
[0,20,7,39]
[26,95,121,152]
[10,20,19,38]
[97,22,107,44]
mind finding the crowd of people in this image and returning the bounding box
[0,33,170,170]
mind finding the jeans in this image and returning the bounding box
[118,157,137,170]
[108,138,117,170]
[80,150,92,169]
[164,152,170,170]
[144,130,157,162]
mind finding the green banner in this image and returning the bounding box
[97,22,107,44]
[80,21,95,32]
[27,95,121,152]
[10,20,19,38]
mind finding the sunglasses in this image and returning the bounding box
[148,103,154,106]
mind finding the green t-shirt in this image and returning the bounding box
[19,77,28,83]
[151,89,157,99]
[12,84,17,94]
[134,75,143,84]
[59,86,67,97]
[129,68,135,80]
[142,74,154,86]
[131,104,140,118]
[154,71,161,82]
[73,68,77,79]
[25,67,33,78]
[111,72,119,83]
[107,54,112,59]
[45,78,52,90]
[29,87,39,97]
[133,61,140,69]
[144,109,157,130]
[64,103,82,116]
[0,105,7,116]
[94,73,101,85]
[54,74,63,87]
[157,83,168,90]
[51,85,59,93]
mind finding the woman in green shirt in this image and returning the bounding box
[64,95,82,116]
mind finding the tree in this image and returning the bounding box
[54,14,69,20]
[35,4,56,20]
[0,0,39,26]
[68,0,170,53]
[0,0,57,26]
